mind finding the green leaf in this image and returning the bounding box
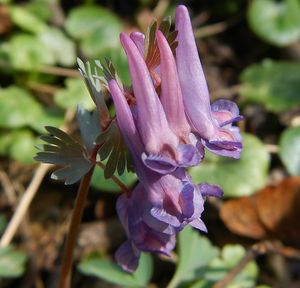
[76,107,101,152]
[78,253,153,287]
[91,165,137,193]
[168,226,219,288]
[203,245,258,287]
[35,126,93,185]
[29,107,64,134]
[0,86,43,129]
[6,34,55,70]
[0,246,27,278]
[96,120,133,179]
[279,127,300,175]
[37,27,76,67]
[0,86,64,133]
[240,60,300,112]
[190,133,270,197]
[10,6,47,34]
[26,0,53,21]
[248,0,300,46]
[0,129,37,163]
[54,78,94,110]
[77,58,110,121]
[65,6,122,57]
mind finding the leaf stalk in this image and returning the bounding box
[59,166,95,288]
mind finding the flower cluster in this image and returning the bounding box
[108,5,243,272]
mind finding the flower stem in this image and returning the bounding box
[96,162,131,196]
[59,166,95,288]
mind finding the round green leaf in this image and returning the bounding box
[7,34,55,69]
[26,0,52,21]
[168,227,219,288]
[65,6,122,39]
[0,129,37,164]
[65,6,122,58]
[240,60,300,112]
[0,86,64,132]
[279,127,300,175]
[38,27,76,67]
[10,6,47,34]
[0,246,27,278]
[29,107,64,133]
[78,253,153,287]
[204,245,258,287]
[0,86,43,128]
[248,0,300,46]
[91,165,137,193]
[54,78,94,110]
[190,133,270,197]
[80,28,121,58]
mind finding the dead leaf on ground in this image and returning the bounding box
[220,177,300,247]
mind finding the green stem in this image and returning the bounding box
[59,166,95,288]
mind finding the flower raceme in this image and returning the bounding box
[107,5,242,272]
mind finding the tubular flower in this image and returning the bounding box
[175,5,243,159]
[120,33,202,174]
[115,185,176,273]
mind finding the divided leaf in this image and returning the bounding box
[77,58,110,126]
[35,126,93,185]
[76,106,101,152]
[145,17,178,70]
[96,120,133,179]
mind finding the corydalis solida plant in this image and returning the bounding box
[35,4,242,277]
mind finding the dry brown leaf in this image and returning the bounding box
[220,195,267,239]
[220,177,300,247]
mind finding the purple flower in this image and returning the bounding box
[108,79,221,270]
[104,5,242,272]
[115,185,176,273]
[175,5,243,159]
[119,33,202,174]
[108,79,211,230]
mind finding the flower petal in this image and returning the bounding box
[156,30,191,141]
[177,144,203,167]
[175,5,216,140]
[115,240,140,273]
[179,183,195,219]
[120,32,178,154]
[197,183,223,198]
[130,31,145,56]
[108,80,144,160]
[150,207,181,227]
[141,152,177,174]
[189,218,208,232]
[211,99,243,127]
